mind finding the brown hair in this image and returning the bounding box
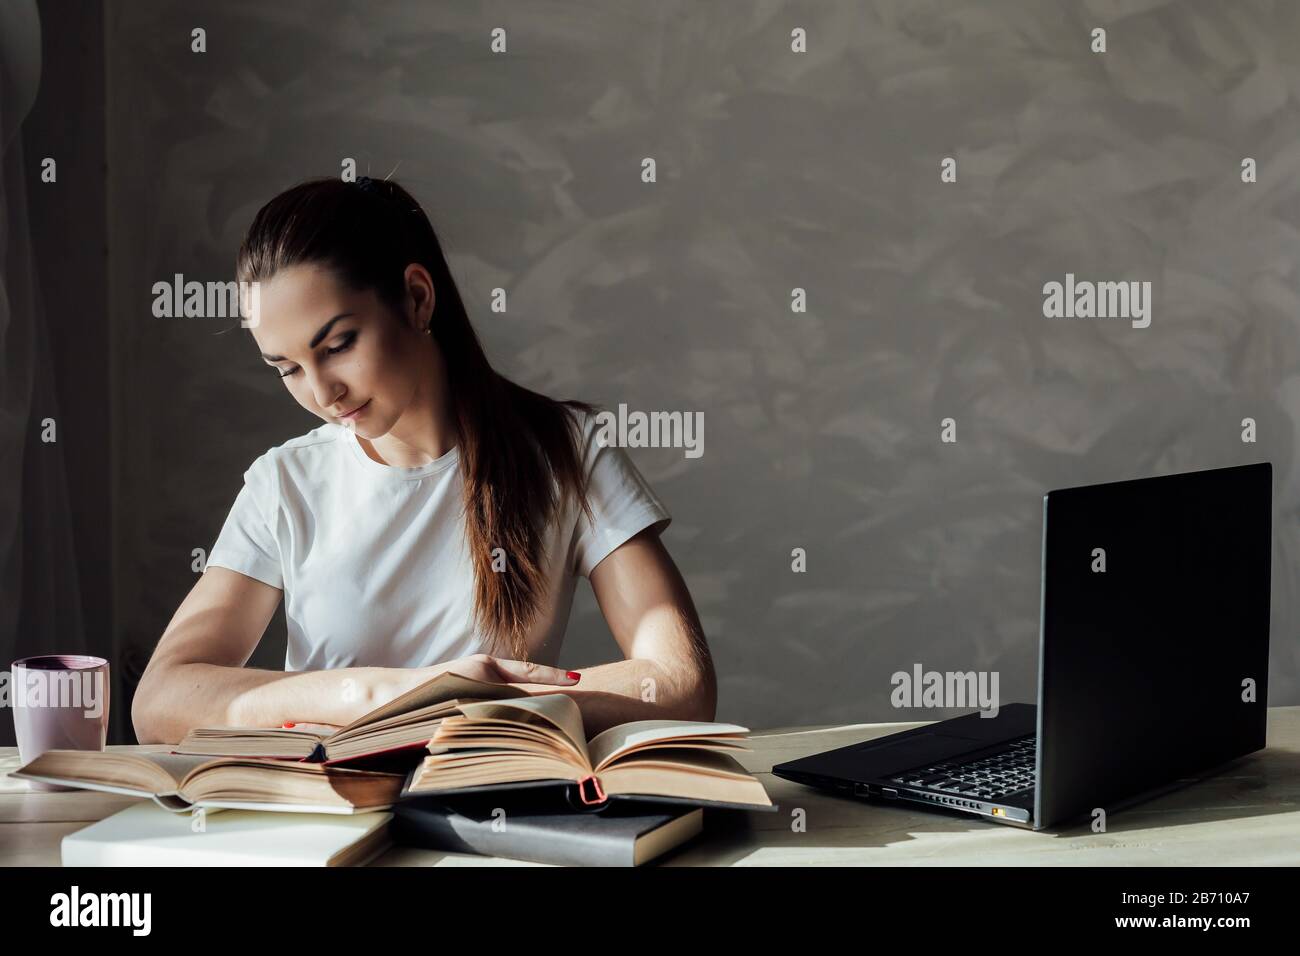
[236,176,596,661]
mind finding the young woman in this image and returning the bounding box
[132,176,715,745]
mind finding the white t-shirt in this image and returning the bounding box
[206,407,671,671]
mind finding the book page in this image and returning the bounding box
[144,752,228,785]
[588,720,750,771]
[599,751,774,809]
[455,694,588,765]
[14,750,210,794]
[183,760,404,809]
[185,725,335,740]
[330,671,530,737]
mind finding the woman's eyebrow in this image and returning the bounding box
[260,313,355,361]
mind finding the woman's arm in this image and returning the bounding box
[512,527,718,737]
[132,568,576,744]
[131,568,421,743]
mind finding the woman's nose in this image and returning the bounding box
[305,368,344,412]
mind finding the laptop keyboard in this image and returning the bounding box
[888,735,1036,801]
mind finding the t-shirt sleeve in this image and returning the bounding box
[206,452,285,590]
[570,410,672,579]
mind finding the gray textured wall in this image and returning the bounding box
[104,0,1300,742]
[2,0,112,751]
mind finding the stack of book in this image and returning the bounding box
[13,671,776,866]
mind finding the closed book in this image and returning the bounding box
[62,802,393,866]
[391,795,702,866]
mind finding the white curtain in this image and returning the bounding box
[0,1,86,678]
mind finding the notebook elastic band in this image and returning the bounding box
[576,774,607,805]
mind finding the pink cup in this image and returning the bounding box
[11,655,110,792]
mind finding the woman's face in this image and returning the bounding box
[249,262,434,438]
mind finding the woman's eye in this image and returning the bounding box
[327,332,357,355]
[272,333,354,378]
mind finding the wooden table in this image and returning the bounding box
[4,707,1298,865]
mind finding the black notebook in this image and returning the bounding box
[391,794,704,867]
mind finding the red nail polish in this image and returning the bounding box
[282,721,296,728]
[566,671,581,682]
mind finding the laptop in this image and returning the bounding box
[772,462,1272,830]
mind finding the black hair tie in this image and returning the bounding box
[354,174,420,221]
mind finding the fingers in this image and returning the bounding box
[488,658,580,685]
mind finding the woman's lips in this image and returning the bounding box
[339,400,370,421]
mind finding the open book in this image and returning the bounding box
[12,751,404,814]
[174,673,530,763]
[404,693,776,811]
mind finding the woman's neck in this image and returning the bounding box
[361,347,457,468]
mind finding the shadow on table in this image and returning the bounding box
[655,747,1300,865]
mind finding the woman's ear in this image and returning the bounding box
[404,263,436,332]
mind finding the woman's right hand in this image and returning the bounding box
[279,656,581,730]
[425,653,580,688]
